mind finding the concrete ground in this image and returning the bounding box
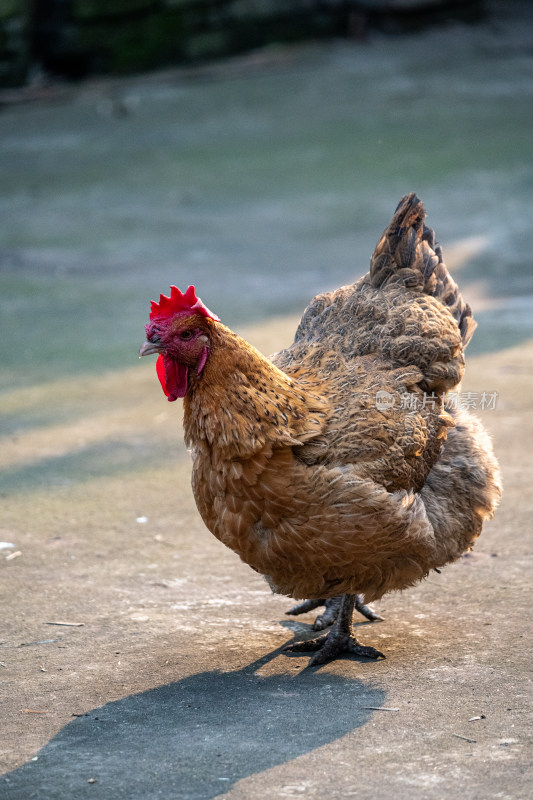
[1,321,532,800]
[1,3,532,798]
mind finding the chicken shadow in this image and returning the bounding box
[1,647,385,800]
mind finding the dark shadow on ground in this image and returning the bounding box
[1,651,385,800]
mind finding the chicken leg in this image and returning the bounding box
[285,593,385,666]
[286,594,383,630]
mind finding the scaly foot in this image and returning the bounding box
[287,631,385,666]
[286,594,383,630]
[285,593,385,666]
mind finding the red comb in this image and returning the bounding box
[149,285,220,322]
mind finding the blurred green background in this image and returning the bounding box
[1,1,484,87]
[1,0,532,398]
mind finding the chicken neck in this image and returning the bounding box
[183,322,328,460]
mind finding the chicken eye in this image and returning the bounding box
[180,329,194,340]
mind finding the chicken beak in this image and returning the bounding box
[139,340,162,358]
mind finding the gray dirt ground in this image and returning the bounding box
[1,2,532,798]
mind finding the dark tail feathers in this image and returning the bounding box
[369,193,476,347]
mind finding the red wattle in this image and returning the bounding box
[156,354,189,401]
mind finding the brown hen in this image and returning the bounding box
[140,194,501,665]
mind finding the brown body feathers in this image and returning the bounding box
[179,194,501,603]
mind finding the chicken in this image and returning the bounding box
[139,194,501,665]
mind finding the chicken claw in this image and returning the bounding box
[287,634,385,666]
[286,594,383,630]
[285,594,385,666]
